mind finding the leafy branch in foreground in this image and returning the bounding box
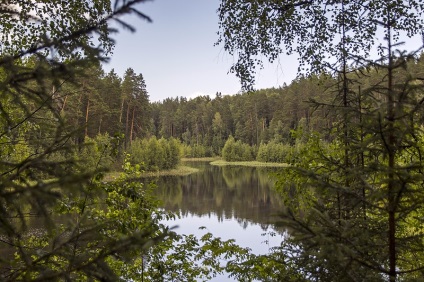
[0,1,167,280]
[218,0,424,281]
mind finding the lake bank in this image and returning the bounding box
[104,158,287,181]
[181,157,220,162]
[210,160,288,167]
[104,165,199,181]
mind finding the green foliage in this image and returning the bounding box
[5,0,424,281]
[126,137,182,171]
[3,155,172,281]
[217,0,424,90]
[217,0,424,281]
[225,243,307,282]
[256,141,292,163]
[80,134,115,173]
[158,137,181,169]
[149,77,333,152]
[222,136,255,161]
[181,143,214,158]
[1,0,112,58]
[121,68,151,145]
[133,229,305,282]
[274,64,424,280]
[0,1,159,280]
[141,232,243,281]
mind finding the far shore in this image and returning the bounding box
[183,157,288,167]
[210,160,287,167]
[104,165,199,181]
[104,158,287,181]
[181,157,220,162]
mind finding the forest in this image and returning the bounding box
[37,62,331,160]
[38,53,424,168]
[2,0,424,281]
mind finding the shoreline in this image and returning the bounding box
[210,160,287,167]
[104,158,287,181]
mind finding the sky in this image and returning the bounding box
[103,0,423,103]
[102,0,298,102]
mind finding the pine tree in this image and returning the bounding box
[0,1,171,280]
[217,0,424,280]
[121,68,150,146]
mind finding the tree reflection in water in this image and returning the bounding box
[150,161,285,230]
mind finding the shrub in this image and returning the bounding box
[126,137,182,171]
[181,143,213,158]
[80,134,114,172]
[222,136,255,161]
[256,141,292,163]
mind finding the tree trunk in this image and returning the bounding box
[85,99,90,137]
[125,102,130,148]
[386,11,397,281]
[358,85,366,220]
[61,95,68,112]
[119,98,125,123]
[98,116,102,134]
[130,107,135,143]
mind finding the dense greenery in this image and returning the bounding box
[4,46,337,163]
[0,1,169,280]
[0,0,211,281]
[0,1,297,281]
[222,136,255,161]
[257,141,293,164]
[24,60,336,161]
[4,0,424,281]
[151,76,331,149]
[126,137,181,171]
[217,0,424,281]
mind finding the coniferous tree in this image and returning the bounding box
[101,69,122,136]
[0,1,171,280]
[217,0,424,280]
[121,68,151,146]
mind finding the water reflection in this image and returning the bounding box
[151,161,285,229]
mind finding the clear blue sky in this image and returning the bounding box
[103,0,298,102]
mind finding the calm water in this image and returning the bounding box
[151,161,286,280]
[1,162,286,281]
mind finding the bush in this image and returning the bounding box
[181,143,213,158]
[222,136,255,161]
[159,137,181,169]
[126,137,182,171]
[256,141,292,163]
[80,134,114,172]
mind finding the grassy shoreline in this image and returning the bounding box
[140,165,199,177]
[104,158,286,181]
[181,157,220,162]
[210,160,288,167]
[104,165,199,181]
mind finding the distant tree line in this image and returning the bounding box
[151,73,332,156]
[20,58,333,167]
[34,53,424,166]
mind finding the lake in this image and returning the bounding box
[152,161,286,280]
